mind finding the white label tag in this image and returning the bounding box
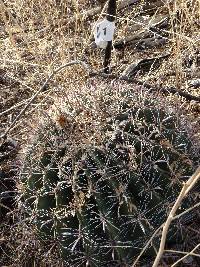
[94,19,115,49]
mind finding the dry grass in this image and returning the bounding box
[0,0,200,266]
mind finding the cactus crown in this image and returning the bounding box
[21,83,197,266]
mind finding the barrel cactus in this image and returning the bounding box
[20,83,197,266]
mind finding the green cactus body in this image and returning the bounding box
[20,94,196,266]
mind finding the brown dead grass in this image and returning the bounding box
[0,0,200,266]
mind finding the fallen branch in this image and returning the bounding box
[121,54,170,77]
[114,30,167,50]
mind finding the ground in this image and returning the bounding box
[0,0,200,266]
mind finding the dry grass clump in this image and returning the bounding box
[153,0,200,88]
[0,0,200,266]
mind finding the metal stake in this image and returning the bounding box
[103,0,116,74]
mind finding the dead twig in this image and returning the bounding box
[152,166,200,267]
[174,201,200,221]
[164,249,200,258]
[132,170,200,267]
[131,226,162,266]
[171,243,200,267]
[0,89,52,117]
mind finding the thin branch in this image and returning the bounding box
[131,226,162,266]
[171,243,200,267]
[0,60,91,140]
[0,89,53,117]
[152,183,189,267]
[152,166,200,267]
[0,202,13,212]
[132,167,200,267]
[165,249,200,258]
[185,167,200,195]
[173,201,200,220]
